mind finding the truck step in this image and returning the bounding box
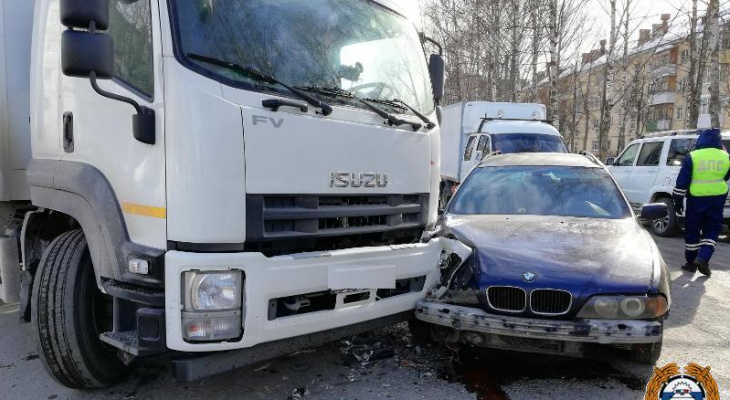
[100,331,142,356]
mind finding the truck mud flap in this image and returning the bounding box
[172,311,411,382]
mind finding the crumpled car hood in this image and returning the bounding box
[445,214,657,296]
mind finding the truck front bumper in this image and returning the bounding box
[415,301,663,346]
[165,241,441,352]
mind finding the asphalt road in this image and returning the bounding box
[1,235,728,400]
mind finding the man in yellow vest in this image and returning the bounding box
[673,128,730,277]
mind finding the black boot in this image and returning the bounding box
[696,260,711,277]
[681,262,697,273]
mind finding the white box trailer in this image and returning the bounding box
[0,0,35,304]
[438,101,567,206]
[0,0,33,202]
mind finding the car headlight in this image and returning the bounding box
[182,271,243,342]
[184,271,242,311]
[577,295,668,320]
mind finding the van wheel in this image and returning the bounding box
[32,230,130,388]
[650,199,678,237]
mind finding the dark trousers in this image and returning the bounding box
[684,195,726,263]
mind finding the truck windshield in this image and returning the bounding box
[492,134,568,154]
[449,166,630,219]
[169,0,434,115]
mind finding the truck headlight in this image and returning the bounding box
[184,271,242,311]
[577,295,668,320]
[182,271,243,342]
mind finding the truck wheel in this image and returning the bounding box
[630,339,663,365]
[650,199,677,237]
[32,230,130,388]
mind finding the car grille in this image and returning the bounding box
[530,289,572,315]
[245,194,428,253]
[486,287,526,312]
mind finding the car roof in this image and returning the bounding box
[629,131,730,144]
[477,153,601,168]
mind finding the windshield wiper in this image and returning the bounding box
[393,99,436,130]
[356,98,422,131]
[291,86,422,131]
[187,53,333,116]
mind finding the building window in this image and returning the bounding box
[592,140,599,152]
[593,119,599,129]
[680,49,689,64]
[678,78,687,92]
[723,31,730,50]
[676,106,683,120]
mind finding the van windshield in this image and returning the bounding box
[169,0,434,114]
[492,134,568,154]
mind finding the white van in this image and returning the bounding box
[607,130,730,236]
[439,102,568,206]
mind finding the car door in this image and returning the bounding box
[631,141,666,204]
[609,142,641,203]
[459,135,479,181]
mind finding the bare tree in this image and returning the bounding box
[707,0,722,128]
[617,0,630,151]
[597,0,618,160]
[548,0,559,129]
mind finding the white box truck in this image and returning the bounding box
[438,101,568,206]
[0,0,446,388]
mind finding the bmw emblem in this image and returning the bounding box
[522,272,536,282]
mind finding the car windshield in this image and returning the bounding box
[491,134,568,153]
[169,0,434,114]
[449,166,631,219]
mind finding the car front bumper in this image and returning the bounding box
[165,240,442,352]
[415,300,663,345]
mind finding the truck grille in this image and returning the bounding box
[246,194,428,254]
[486,287,526,312]
[530,289,572,315]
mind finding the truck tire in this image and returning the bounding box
[650,198,678,237]
[31,230,130,388]
[630,339,663,365]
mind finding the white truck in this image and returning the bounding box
[438,101,568,206]
[0,0,446,388]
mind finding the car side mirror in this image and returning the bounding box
[429,54,445,104]
[60,0,156,145]
[474,150,483,161]
[605,157,616,166]
[640,203,668,221]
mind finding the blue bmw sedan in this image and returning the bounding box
[415,153,671,364]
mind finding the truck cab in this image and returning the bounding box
[0,0,447,387]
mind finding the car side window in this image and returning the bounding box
[666,139,696,166]
[108,0,154,97]
[464,136,477,161]
[636,142,664,166]
[476,135,490,153]
[616,143,640,166]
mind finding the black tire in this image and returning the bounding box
[650,198,678,237]
[31,230,130,389]
[630,339,663,365]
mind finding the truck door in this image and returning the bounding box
[56,0,166,249]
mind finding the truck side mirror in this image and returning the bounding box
[429,54,445,105]
[605,157,616,166]
[474,150,483,161]
[59,0,156,145]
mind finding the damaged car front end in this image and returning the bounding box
[415,154,671,364]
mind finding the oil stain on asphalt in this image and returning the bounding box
[439,348,649,400]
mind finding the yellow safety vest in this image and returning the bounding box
[689,148,730,197]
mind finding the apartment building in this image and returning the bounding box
[543,13,730,156]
